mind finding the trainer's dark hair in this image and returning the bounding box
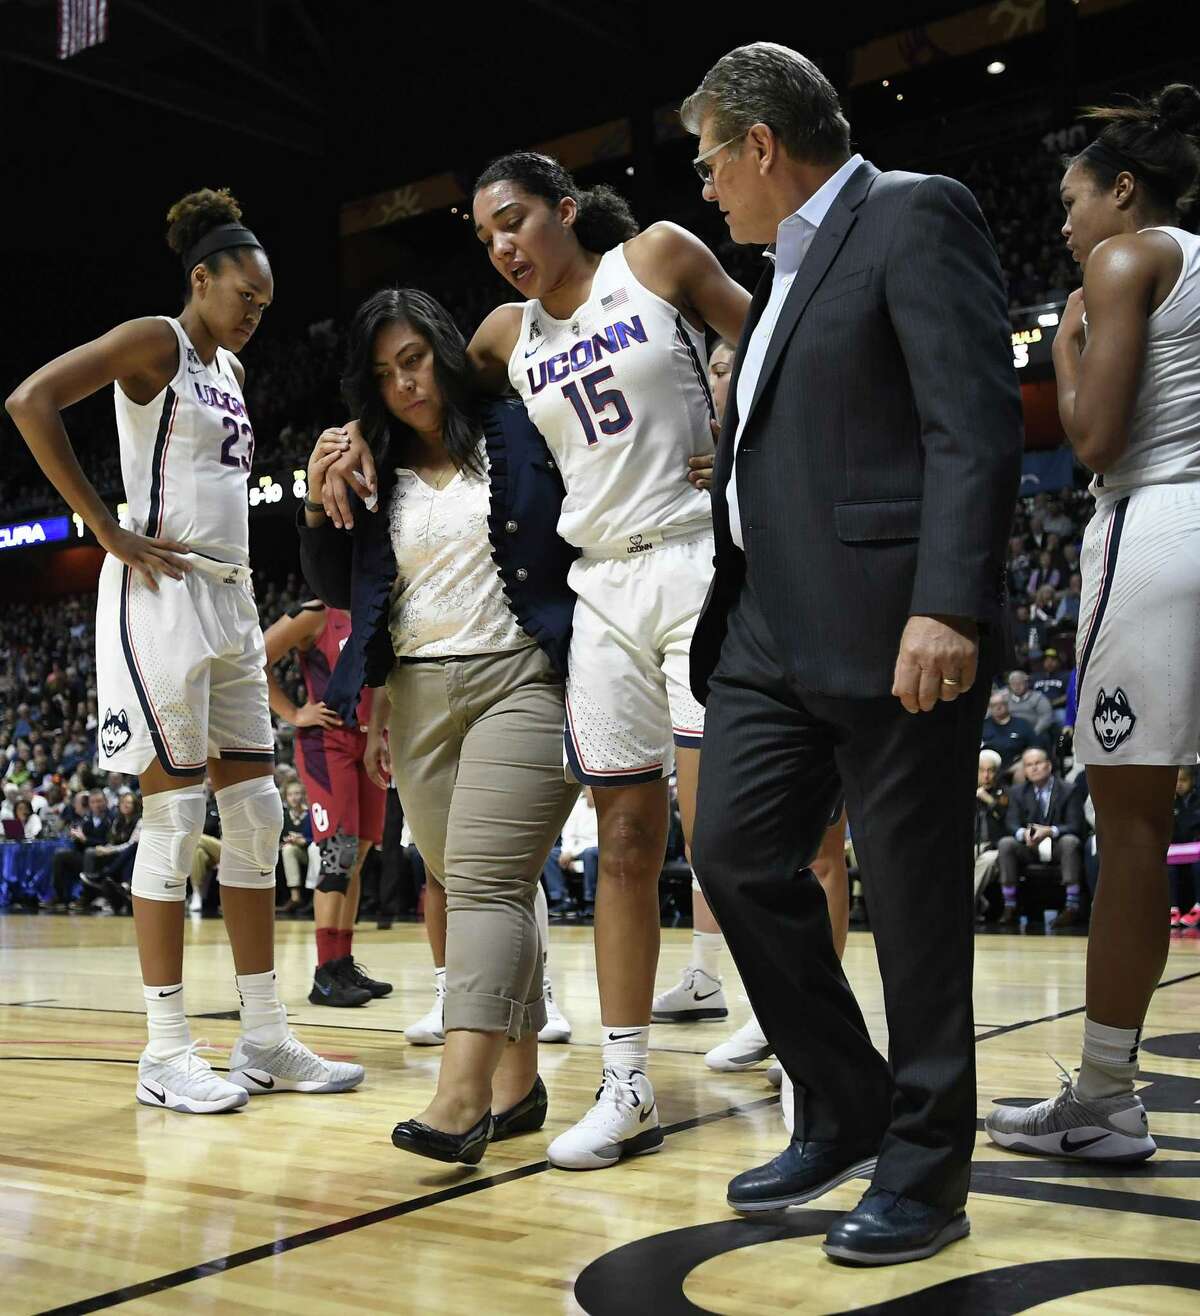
[341,288,484,477]
[1071,83,1200,216]
[681,42,851,165]
[473,151,639,253]
[165,187,261,299]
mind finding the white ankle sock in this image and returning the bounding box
[143,982,190,1059]
[236,969,288,1045]
[434,965,446,999]
[602,1024,650,1076]
[690,931,724,981]
[1077,1016,1140,1099]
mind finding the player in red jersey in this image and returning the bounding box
[264,601,390,1007]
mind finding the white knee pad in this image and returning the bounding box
[131,783,207,902]
[215,777,283,890]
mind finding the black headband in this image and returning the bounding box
[1079,138,1135,177]
[181,223,263,273]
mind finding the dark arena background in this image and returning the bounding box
[2,2,1200,1312]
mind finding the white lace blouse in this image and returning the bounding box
[387,446,533,660]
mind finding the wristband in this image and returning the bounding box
[303,498,326,514]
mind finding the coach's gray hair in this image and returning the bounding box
[681,42,851,165]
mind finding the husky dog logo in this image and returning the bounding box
[1092,686,1136,752]
[101,707,132,757]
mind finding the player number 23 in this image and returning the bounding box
[220,416,256,472]
[562,366,633,446]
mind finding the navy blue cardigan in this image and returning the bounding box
[298,399,578,727]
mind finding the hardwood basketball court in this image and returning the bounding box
[3,915,1199,1313]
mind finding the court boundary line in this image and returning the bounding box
[28,966,1200,1313]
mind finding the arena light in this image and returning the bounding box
[896,93,904,101]
[1038,311,1061,327]
[987,60,1006,75]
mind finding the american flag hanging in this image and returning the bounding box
[57,0,109,60]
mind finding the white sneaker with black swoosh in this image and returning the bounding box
[985,1062,1155,1162]
[136,1041,248,1114]
[228,1033,364,1094]
[651,968,728,1023]
[546,1067,663,1170]
[704,1013,773,1072]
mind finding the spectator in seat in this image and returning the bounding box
[1056,572,1083,626]
[1027,549,1062,595]
[279,779,319,914]
[974,749,1008,908]
[14,797,42,839]
[77,792,143,914]
[1031,585,1059,626]
[1032,649,1072,723]
[1012,602,1048,663]
[1171,767,1200,929]
[1007,670,1055,737]
[997,748,1086,928]
[557,788,600,916]
[47,789,112,911]
[983,690,1043,781]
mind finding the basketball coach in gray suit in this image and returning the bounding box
[683,44,1023,1266]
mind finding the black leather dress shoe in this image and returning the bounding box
[727,1140,879,1213]
[391,1110,494,1165]
[492,1075,548,1141]
[823,1189,970,1265]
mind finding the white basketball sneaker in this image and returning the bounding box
[546,1068,664,1170]
[136,1041,248,1114]
[538,978,572,1044]
[705,1013,773,1071]
[765,1062,783,1089]
[405,987,446,1046]
[985,1063,1155,1162]
[651,968,728,1023]
[228,1033,364,1094]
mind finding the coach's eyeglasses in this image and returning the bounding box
[693,133,744,184]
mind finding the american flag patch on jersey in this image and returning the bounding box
[600,288,629,310]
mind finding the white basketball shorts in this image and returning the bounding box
[564,526,712,787]
[96,553,274,778]
[1074,483,1200,767]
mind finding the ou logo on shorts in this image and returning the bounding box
[311,802,329,833]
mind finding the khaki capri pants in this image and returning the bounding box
[386,643,579,1040]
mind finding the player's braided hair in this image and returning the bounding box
[474,152,639,254]
[1072,83,1200,216]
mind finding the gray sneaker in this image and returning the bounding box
[985,1062,1155,1162]
[228,1033,364,1094]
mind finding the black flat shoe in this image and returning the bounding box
[727,1139,879,1213]
[391,1110,494,1165]
[823,1188,970,1266]
[492,1075,548,1141]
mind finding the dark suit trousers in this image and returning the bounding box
[692,581,987,1210]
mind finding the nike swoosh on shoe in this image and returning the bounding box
[1060,1131,1110,1153]
[694,989,723,1001]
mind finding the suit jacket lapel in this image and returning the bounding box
[741,161,879,436]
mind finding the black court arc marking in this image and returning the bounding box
[25,969,1200,1312]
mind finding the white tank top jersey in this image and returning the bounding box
[508,244,715,551]
[1096,225,1200,494]
[113,316,253,566]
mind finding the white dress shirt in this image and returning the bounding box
[727,154,864,550]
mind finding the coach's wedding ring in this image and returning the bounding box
[941,677,961,686]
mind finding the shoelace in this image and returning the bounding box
[177,1038,220,1077]
[587,1067,643,1119]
